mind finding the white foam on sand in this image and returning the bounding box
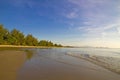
[67,49,120,74]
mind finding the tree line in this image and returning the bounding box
[0,24,62,47]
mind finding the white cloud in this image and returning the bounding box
[78,21,120,36]
[62,7,79,19]
[66,0,120,37]
[68,0,108,9]
[66,11,78,19]
[117,27,120,34]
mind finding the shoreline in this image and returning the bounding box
[67,52,120,75]
[1,45,120,75]
[0,45,64,48]
[1,48,120,80]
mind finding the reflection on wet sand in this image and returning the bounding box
[0,51,26,80]
[18,49,120,80]
[25,50,34,60]
[1,49,120,80]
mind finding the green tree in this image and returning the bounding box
[38,40,48,46]
[0,24,63,47]
[38,40,62,47]
[10,29,25,45]
[54,43,62,47]
[47,41,54,46]
[25,34,38,46]
[0,24,9,44]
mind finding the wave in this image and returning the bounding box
[67,52,120,74]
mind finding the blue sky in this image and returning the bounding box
[0,0,120,48]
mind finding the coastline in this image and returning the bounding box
[67,52,120,74]
[1,47,120,80]
[0,45,64,49]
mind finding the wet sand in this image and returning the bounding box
[18,49,120,80]
[0,51,26,80]
[67,52,120,74]
[0,49,120,80]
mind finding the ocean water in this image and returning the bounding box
[66,48,120,74]
[66,48,120,58]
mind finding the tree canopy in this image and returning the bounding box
[0,24,62,47]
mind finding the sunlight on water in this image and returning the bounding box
[67,48,120,74]
[67,48,120,58]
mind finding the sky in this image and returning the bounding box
[0,0,120,48]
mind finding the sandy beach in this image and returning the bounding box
[0,50,26,80]
[0,48,120,80]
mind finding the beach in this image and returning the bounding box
[67,50,120,74]
[0,50,26,80]
[0,48,120,80]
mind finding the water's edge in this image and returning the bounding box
[67,52,120,75]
